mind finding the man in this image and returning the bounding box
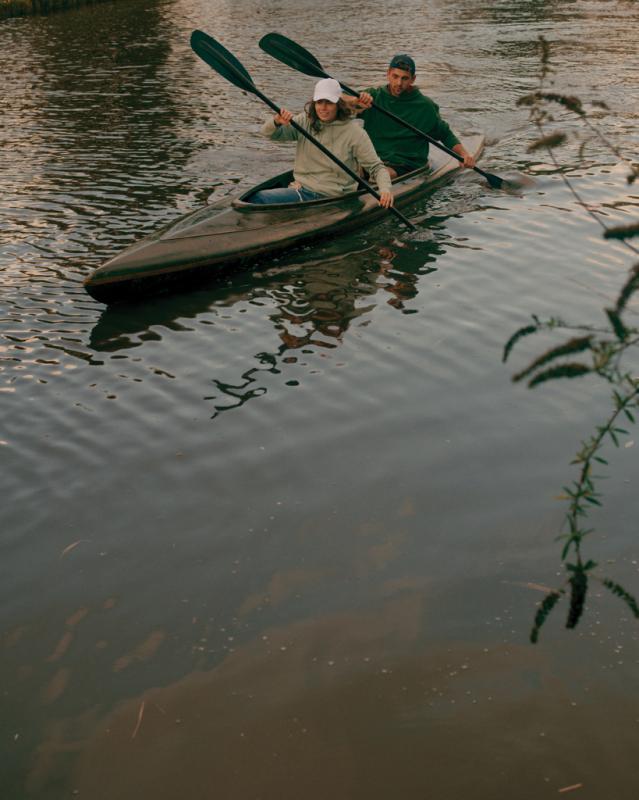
[347,54,475,179]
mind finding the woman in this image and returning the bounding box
[251,78,393,208]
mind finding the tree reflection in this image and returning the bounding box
[9,1,203,273]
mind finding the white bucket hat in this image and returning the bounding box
[313,78,342,103]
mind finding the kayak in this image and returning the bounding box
[84,134,485,303]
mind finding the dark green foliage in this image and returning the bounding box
[527,363,591,388]
[530,590,563,643]
[517,92,584,116]
[502,323,539,363]
[604,222,639,241]
[540,93,584,116]
[561,532,592,561]
[602,579,639,618]
[527,132,567,152]
[538,35,551,69]
[512,36,638,643]
[577,138,593,161]
[605,307,628,341]
[512,335,593,382]
[566,563,589,628]
[517,94,538,109]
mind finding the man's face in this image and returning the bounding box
[387,67,415,97]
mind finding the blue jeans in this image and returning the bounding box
[250,186,325,204]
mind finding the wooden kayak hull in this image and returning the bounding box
[84,134,484,303]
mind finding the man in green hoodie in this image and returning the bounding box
[349,54,475,179]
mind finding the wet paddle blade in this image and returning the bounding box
[190,30,256,95]
[259,32,329,79]
[482,170,535,193]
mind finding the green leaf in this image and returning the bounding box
[615,264,639,313]
[503,323,539,363]
[513,337,593,383]
[527,363,591,388]
[566,566,588,629]
[539,92,585,116]
[602,579,639,617]
[530,590,563,643]
[605,307,628,341]
[603,222,639,241]
[527,132,567,152]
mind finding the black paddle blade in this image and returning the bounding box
[190,30,256,95]
[481,169,535,193]
[259,32,328,79]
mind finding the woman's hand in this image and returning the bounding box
[274,108,294,126]
[378,191,394,209]
[356,91,373,109]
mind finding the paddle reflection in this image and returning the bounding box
[89,233,445,418]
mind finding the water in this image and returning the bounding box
[2,0,639,797]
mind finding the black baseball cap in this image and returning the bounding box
[389,54,415,75]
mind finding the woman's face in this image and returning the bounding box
[314,99,338,123]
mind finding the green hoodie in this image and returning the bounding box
[262,113,392,197]
[360,85,460,171]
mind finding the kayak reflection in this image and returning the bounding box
[89,232,446,418]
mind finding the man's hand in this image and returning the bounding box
[274,109,294,126]
[341,92,373,112]
[378,191,394,209]
[452,143,476,168]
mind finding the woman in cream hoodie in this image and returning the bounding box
[251,78,393,207]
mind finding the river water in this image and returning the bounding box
[2,0,639,797]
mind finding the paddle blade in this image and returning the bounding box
[482,169,535,193]
[191,30,256,95]
[259,32,328,79]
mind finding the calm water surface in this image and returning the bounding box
[2,1,639,797]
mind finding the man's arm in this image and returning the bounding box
[341,92,374,113]
[452,143,476,169]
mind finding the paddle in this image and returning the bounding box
[190,30,416,231]
[259,32,520,192]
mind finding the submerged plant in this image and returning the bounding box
[507,36,639,642]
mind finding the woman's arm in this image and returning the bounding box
[353,128,394,207]
[261,109,301,141]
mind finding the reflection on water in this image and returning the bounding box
[88,229,447,417]
[2,0,202,297]
[26,592,639,800]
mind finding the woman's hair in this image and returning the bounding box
[304,98,352,132]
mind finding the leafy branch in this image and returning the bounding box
[516,36,639,252]
[508,36,639,642]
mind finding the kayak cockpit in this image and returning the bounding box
[233,163,431,211]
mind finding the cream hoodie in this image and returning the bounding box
[261,112,392,198]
